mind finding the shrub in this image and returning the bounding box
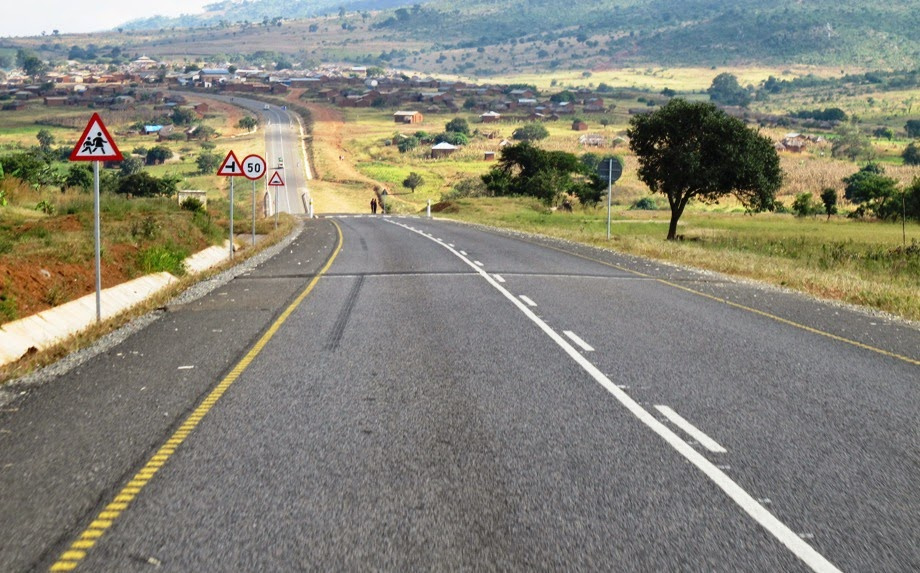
[512,123,549,142]
[445,117,470,135]
[903,142,920,166]
[792,192,820,217]
[131,215,159,239]
[397,136,419,153]
[35,200,56,215]
[630,197,658,210]
[137,243,188,276]
[180,197,204,212]
[0,289,17,322]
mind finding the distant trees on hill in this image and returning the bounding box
[707,73,751,107]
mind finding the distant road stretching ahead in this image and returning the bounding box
[1,216,917,572]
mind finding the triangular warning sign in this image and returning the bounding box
[217,150,243,176]
[267,171,285,186]
[70,113,123,162]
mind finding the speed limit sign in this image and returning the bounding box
[242,154,266,180]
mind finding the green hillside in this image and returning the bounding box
[6,0,916,72]
[368,0,918,68]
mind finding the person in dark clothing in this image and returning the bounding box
[370,197,377,214]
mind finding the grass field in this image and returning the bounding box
[308,81,919,321]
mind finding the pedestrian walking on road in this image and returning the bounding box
[370,197,377,214]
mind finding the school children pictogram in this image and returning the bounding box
[69,113,123,162]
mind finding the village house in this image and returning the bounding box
[431,142,458,159]
[777,133,809,152]
[579,134,606,147]
[394,110,423,124]
[480,111,502,123]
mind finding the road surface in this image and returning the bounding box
[0,215,917,572]
[207,93,310,215]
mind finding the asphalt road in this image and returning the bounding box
[1,215,917,572]
[206,93,309,215]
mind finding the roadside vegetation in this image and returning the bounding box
[0,95,284,324]
[295,67,919,321]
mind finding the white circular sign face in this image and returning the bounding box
[242,154,267,180]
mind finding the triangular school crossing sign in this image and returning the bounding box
[267,171,285,186]
[69,113,123,162]
[217,150,244,176]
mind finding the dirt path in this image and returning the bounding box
[285,96,381,214]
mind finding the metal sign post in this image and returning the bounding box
[267,170,286,229]
[597,157,623,240]
[607,164,612,240]
[69,113,123,322]
[217,151,245,258]
[241,154,266,246]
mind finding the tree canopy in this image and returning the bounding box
[843,163,900,219]
[903,142,920,166]
[707,73,751,107]
[512,123,549,142]
[445,117,470,135]
[481,142,600,206]
[627,99,782,240]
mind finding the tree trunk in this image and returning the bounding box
[667,210,680,240]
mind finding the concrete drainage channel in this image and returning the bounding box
[0,224,302,385]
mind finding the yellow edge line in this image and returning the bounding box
[521,236,920,367]
[50,220,344,571]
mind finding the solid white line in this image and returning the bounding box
[519,295,538,307]
[386,218,841,573]
[493,274,506,283]
[563,331,595,352]
[655,405,727,453]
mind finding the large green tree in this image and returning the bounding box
[238,116,258,132]
[843,163,900,219]
[481,142,597,206]
[627,99,782,240]
[512,123,549,142]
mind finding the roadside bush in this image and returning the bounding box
[137,243,188,276]
[180,197,204,212]
[0,289,17,322]
[131,215,159,240]
[441,177,488,201]
[630,197,658,210]
[192,210,223,244]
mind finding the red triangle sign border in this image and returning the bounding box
[267,171,285,186]
[69,113,123,162]
[217,150,244,176]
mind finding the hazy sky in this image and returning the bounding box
[2,0,213,38]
